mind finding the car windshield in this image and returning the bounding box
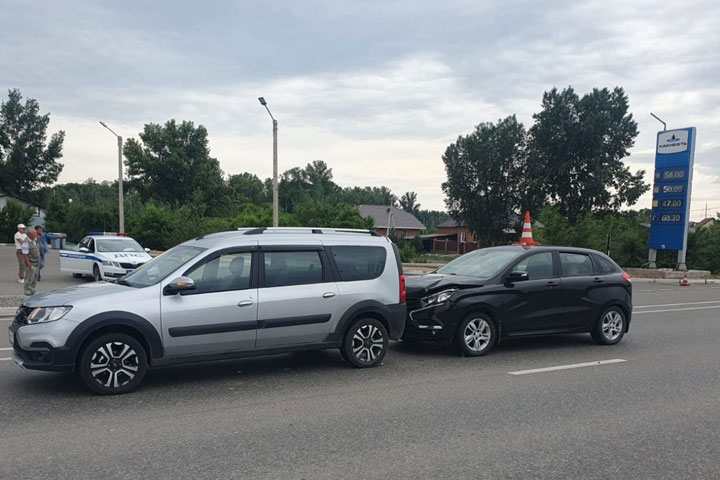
[121,245,205,288]
[96,238,145,253]
[436,248,524,278]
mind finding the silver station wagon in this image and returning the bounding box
[9,228,407,394]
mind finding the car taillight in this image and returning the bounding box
[622,272,632,283]
[399,274,406,304]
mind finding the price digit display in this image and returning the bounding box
[662,169,685,180]
[660,214,681,223]
[662,185,684,194]
[661,199,683,208]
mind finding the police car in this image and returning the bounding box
[59,233,153,281]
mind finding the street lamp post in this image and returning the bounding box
[99,121,125,233]
[258,97,279,227]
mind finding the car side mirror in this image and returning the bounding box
[506,271,529,283]
[144,248,151,253]
[79,247,89,253]
[164,276,196,295]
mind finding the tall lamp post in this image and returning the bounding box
[99,121,125,233]
[258,97,279,227]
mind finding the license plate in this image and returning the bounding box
[126,269,133,274]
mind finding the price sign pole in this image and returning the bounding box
[648,127,696,271]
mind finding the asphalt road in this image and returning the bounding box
[1,283,719,479]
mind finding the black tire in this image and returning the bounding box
[72,273,83,279]
[341,318,389,368]
[92,264,102,282]
[78,333,148,395]
[591,306,626,345]
[454,313,497,357]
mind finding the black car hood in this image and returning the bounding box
[405,273,484,297]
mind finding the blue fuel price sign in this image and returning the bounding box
[649,127,696,250]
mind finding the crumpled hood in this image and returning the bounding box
[405,273,484,297]
[24,282,131,308]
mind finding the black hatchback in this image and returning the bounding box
[404,246,632,356]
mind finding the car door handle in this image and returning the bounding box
[546,281,559,287]
[237,300,254,307]
[593,277,605,283]
[322,292,336,298]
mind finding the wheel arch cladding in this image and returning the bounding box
[331,300,393,342]
[68,311,164,365]
[459,305,501,342]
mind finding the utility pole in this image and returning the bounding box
[258,97,279,227]
[99,121,124,233]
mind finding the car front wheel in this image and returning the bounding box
[591,307,626,345]
[342,318,388,368]
[92,265,102,282]
[79,333,148,395]
[455,313,496,357]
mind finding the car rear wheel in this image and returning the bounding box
[92,265,102,282]
[454,313,496,357]
[79,333,148,395]
[342,318,388,368]
[591,307,626,345]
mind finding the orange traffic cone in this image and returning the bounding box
[679,273,690,287]
[515,211,541,247]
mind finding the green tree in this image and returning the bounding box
[0,89,64,194]
[123,120,226,211]
[227,172,268,205]
[0,199,35,242]
[442,115,528,246]
[399,191,420,215]
[292,200,374,229]
[527,86,648,222]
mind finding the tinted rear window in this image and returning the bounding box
[559,252,594,276]
[264,251,324,287]
[331,246,387,281]
[593,255,617,274]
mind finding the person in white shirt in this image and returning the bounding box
[14,224,27,284]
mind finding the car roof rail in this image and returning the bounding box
[241,227,379,236]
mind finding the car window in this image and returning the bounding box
[594,255,616,274]
[87,238,95,252]
[510,252,554,280]
[123,245,205,288]
[96,238,144,253]
[264,251,323,287]
[560,252,594,276]
[331,246,386,281]
[186,252,253,294]
[437,248,523,277]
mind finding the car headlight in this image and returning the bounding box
[26,306,72,324]
[423,289,458,306]
[102,260,121,267]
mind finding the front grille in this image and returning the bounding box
[119,262,144,269]
[14,305,32,326]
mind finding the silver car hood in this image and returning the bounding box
[24,282,132,308]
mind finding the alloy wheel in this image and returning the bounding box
[464,318,491,352]
[601,311,624,341]
[89,342,140,389]
[352,324,385,363]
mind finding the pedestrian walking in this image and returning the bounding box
[23,229,41,296]
[34,225,49,281]
[14,223,27,283]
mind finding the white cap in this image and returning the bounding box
[17,223,26,229]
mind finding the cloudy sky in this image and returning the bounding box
[2,0,719,219]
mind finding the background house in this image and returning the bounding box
[358,205,426,238]
[689,217,716,233]
[426,214,545,254]
[0,193,46,228]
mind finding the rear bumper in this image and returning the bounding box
[386,303,407,340]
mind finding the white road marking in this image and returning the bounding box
[508,359,626,376]
[0,358,12,362]
[634,300,720,309]
[0,347,12,351]
[633,305,720,315]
